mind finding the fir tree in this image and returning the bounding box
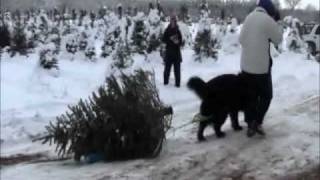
[0,22,11,48]
[193,0,218,62]
[112,40,133,69]
[39,44,58,70]
[286,29,304,53]
[146,8,162,53]
[101,28,120,58]
[37,70,173,162]
[179,4,191,24]
[48,27,61,54]
[66,38,78,54]
[79,32,88,51]
[10,20,29,57]
[85,45,96,61]
[90,11,96,28]
[131,13,148,55]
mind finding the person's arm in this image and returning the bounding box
[266,16,283,45]
[162,27,169,44]
[239,21,246,46]
[177,29,183,46]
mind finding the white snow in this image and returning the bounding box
[1,24,319,180]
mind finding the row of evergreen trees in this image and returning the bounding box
[0,0,238,69]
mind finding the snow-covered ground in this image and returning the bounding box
[1,32,319,179]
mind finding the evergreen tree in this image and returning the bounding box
[90,11,96,28]
[179,4,191,24]
[112,40,133,69]
[48,27,61,54]
[39,44,58,70]
[0,22,11,48]
[10,20,29,57]
[78,31,88,51]
[85,44,96,61]
[66,37,78,54]
[101,27,120,58]
[131,12,148,54]
[286,29,304,52]
[193,0,218,61]
[98,6,107,19]
[37,70,173,162]
[146,8,162,53]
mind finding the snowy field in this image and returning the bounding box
[1,29,319,179]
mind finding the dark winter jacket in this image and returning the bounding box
[162,25,182,63]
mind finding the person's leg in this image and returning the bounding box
[256,73,273,126]
[163,60,173,85]
[173,61,181,87]
[240,71,259,137]
[254,73,273,135]
[230,111,243,131]
[245,102,258,137]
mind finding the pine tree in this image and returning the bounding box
[0,22,11,48]
[66,37,78,54]
[101,28,120,58]
[179,4,191,25]
[39,44,58,70]
[10,20,29,57]
[78,32,88,51]
[286,29,304,52]
[112,40,133,69]
[146,7,162,53]
[48,27,61,54]
[37,70,173,162]
[193,0,218,62]
[85,44,96,61]
[131,13,148,54]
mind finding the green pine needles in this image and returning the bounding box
[38,70,173,162]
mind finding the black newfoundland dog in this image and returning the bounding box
[187,74,256,141]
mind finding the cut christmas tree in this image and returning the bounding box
[37,70,173,162]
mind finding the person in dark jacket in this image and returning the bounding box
[239,0,282,137]
[162,15,183,87]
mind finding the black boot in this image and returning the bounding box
[256,125,266,136]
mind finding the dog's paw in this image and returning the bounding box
[233,126,243,131]
[216,132,226,138]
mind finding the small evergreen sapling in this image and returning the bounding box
[39,44,58,70]
[112,40,133,69]
[66,37,78,54]
[10,20,29,57]
[85,45,96,61]
[79,32,88,51]
[131,12,148,54]
[101,27,120,58]
[193,0,218,61]
[0,22,11,48]
[146,8,162,53]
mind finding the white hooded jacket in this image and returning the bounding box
[239,7,282,74]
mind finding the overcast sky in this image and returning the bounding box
[2,0,319,10]
[280,0,319,9]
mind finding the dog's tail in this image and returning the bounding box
[187,77,207,100]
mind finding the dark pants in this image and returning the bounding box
[164,60,181,86]
[241,71,273,126]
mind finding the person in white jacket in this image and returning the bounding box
[239,0,282,137]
